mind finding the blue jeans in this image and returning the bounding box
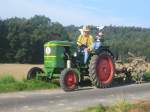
[84,50,88,64]
[93,41,101,50]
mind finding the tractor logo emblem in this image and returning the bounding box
[45,47,51,55]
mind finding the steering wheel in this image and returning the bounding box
[77,41,87,51]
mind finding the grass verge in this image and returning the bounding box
[79,100,150,112]
[0,75,60,93]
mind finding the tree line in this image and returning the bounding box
[0,15,69,63]
[0,15,150,63]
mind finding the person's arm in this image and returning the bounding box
[77,35,82,46]
[88,35,94,51]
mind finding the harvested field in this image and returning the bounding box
[0,63,150,80]
[0,64,43,80]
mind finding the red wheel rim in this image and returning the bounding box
[65,71,77,89]
[96,55,114,84]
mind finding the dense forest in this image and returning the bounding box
[0,15,150,63]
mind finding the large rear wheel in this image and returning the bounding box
[89,51,115,88]
[60,68,79,91]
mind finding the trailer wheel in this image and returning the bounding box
[27,67,43,80]
[60,68,79,91]
[89,51,115,88]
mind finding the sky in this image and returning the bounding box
[0,0,150,27]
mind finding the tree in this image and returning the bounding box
[0,16,150,63]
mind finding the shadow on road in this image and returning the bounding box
[76,78,150,91]
[77,87,94,91]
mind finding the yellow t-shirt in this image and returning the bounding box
[77,34,94,50]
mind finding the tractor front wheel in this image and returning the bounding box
[27,67,44,80]
[89,51,115,88]
[60,68,79,92]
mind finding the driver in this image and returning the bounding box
[77,26,94,64]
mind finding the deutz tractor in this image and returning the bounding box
[27,39,115,91]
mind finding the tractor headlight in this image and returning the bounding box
[45,47,51,55]
[73,52,77,57]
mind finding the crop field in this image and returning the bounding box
[0,64,150,80]
[0,64,43,80]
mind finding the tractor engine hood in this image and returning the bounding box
[44,41,76,71]
[44,41,74,47]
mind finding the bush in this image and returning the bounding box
[143,71,150,81]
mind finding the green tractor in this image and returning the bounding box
[27,41,115,91]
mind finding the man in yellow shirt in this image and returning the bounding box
[77,26,94,64]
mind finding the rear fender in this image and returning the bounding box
[97,46,114,59]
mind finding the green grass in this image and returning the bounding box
[80,104,106,112]
[79,101,133,112]
[143,71,150,81]
[0,75,60,93]
[79,100,150,112]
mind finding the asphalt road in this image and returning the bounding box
[0,83,150,112]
